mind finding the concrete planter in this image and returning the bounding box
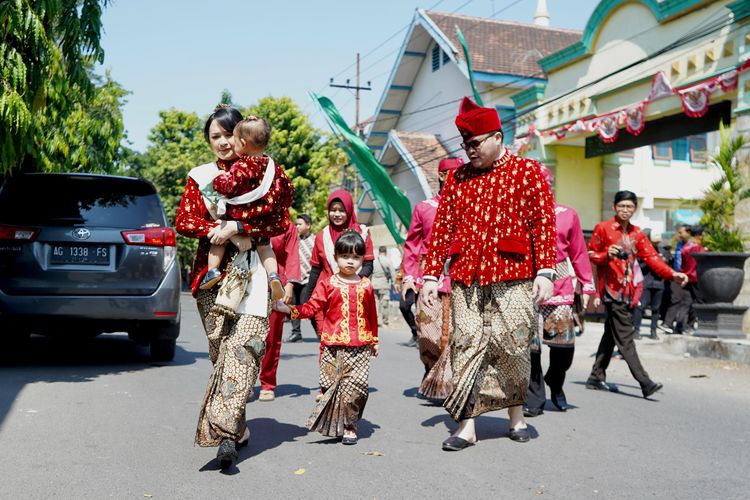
[693,252,750,339]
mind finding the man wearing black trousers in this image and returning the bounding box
[586,191,687,398]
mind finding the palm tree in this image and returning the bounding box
[699,124,749,251]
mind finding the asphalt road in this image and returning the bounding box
[1,293,749,499]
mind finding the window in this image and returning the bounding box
[651,134,708,163]
[672,137,689,161]
[652,142,671,160]
[432,44,440,72]
[689,135,707,162]
[442,49,450,65]
[496,106,516,145]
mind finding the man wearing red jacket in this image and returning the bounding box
[258,221,301,401]
[586,191,687,398]
[421,97,556,451]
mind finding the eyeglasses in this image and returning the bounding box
[460,133,494,151]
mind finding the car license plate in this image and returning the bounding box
[50,245,110,265]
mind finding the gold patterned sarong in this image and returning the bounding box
[417,294,453,399]
[195,289,269,447]
[307,345,371,437]
[444,279,535,421]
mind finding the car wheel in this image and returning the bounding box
[150,338,176,362]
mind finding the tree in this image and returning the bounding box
[699,124,750,251]
[244,96,350,227]
[39,70,128,173]
[1,0,117,174]
[138,108,214,267]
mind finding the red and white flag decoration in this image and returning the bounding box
[625,101,647,136]
[511,59,750,150]
[679,86,710,118]
[596,115,619,143]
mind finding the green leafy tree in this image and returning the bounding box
[139,109,213,266]
[40,70,128,173]
[699,124,750,251]
[244,96,350,227]
[1,0,117,174]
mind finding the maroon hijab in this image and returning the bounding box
[327,188,359,242]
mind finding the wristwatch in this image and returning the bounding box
[537,270,556,282]
[235,221,245,234]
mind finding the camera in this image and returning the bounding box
[615,248,629,259]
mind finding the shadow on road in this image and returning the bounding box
[420,414,539,441]
[198,417,309,473]
[570,380,645,399]
[0,333,202,429]
[271,384,313,398]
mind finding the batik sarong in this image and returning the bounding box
[195,289,269,447]
[540,304,576,347]
[307,345,371,436]
[418,294,453,399]
[444,279,534,421]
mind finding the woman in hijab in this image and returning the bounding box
[302,188,375,333]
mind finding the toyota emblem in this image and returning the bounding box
[72,228,91,240]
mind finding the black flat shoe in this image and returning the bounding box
[442,436,475,451]
[342,436,358,445]
[509,427,530,443]
[642,381,663,398]
[523,406,544,418]
[406,335,418,347]
[550,390,568,411]
[217,439,238,469]
[285,333,303,343]
[585,379,619,393]
[199,268,222,290]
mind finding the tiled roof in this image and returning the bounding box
[426,11,582,77]
[395,131,452,194]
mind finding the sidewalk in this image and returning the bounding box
[386,302,750,365]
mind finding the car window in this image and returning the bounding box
[0,175,167,228]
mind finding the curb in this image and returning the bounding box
[659,334,750,365]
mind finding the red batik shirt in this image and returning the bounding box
[175,158,293,293]
[423,149,556,286]
[290,275,378,347]
[213,154,295,228]
[588,217,675,306]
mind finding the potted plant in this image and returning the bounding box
[692,124,750,338]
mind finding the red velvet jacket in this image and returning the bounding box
[175,159,292,293]
[423,149,556,286]
[589,217,675,305]
[213,155,294,227]
[291,275,378,347]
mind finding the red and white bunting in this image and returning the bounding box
[513,59,750,148]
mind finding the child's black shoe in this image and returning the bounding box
[199,268,222,290]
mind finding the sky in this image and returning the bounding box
[98,0,600,152]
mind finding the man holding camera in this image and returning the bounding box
[587,191,688,398]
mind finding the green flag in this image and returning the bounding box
[312,93,411,244]
[456,26,484,106]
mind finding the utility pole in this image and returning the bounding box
[329,53,372,138]
[330,53,373,202]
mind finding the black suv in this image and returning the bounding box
[0,173,181,361]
